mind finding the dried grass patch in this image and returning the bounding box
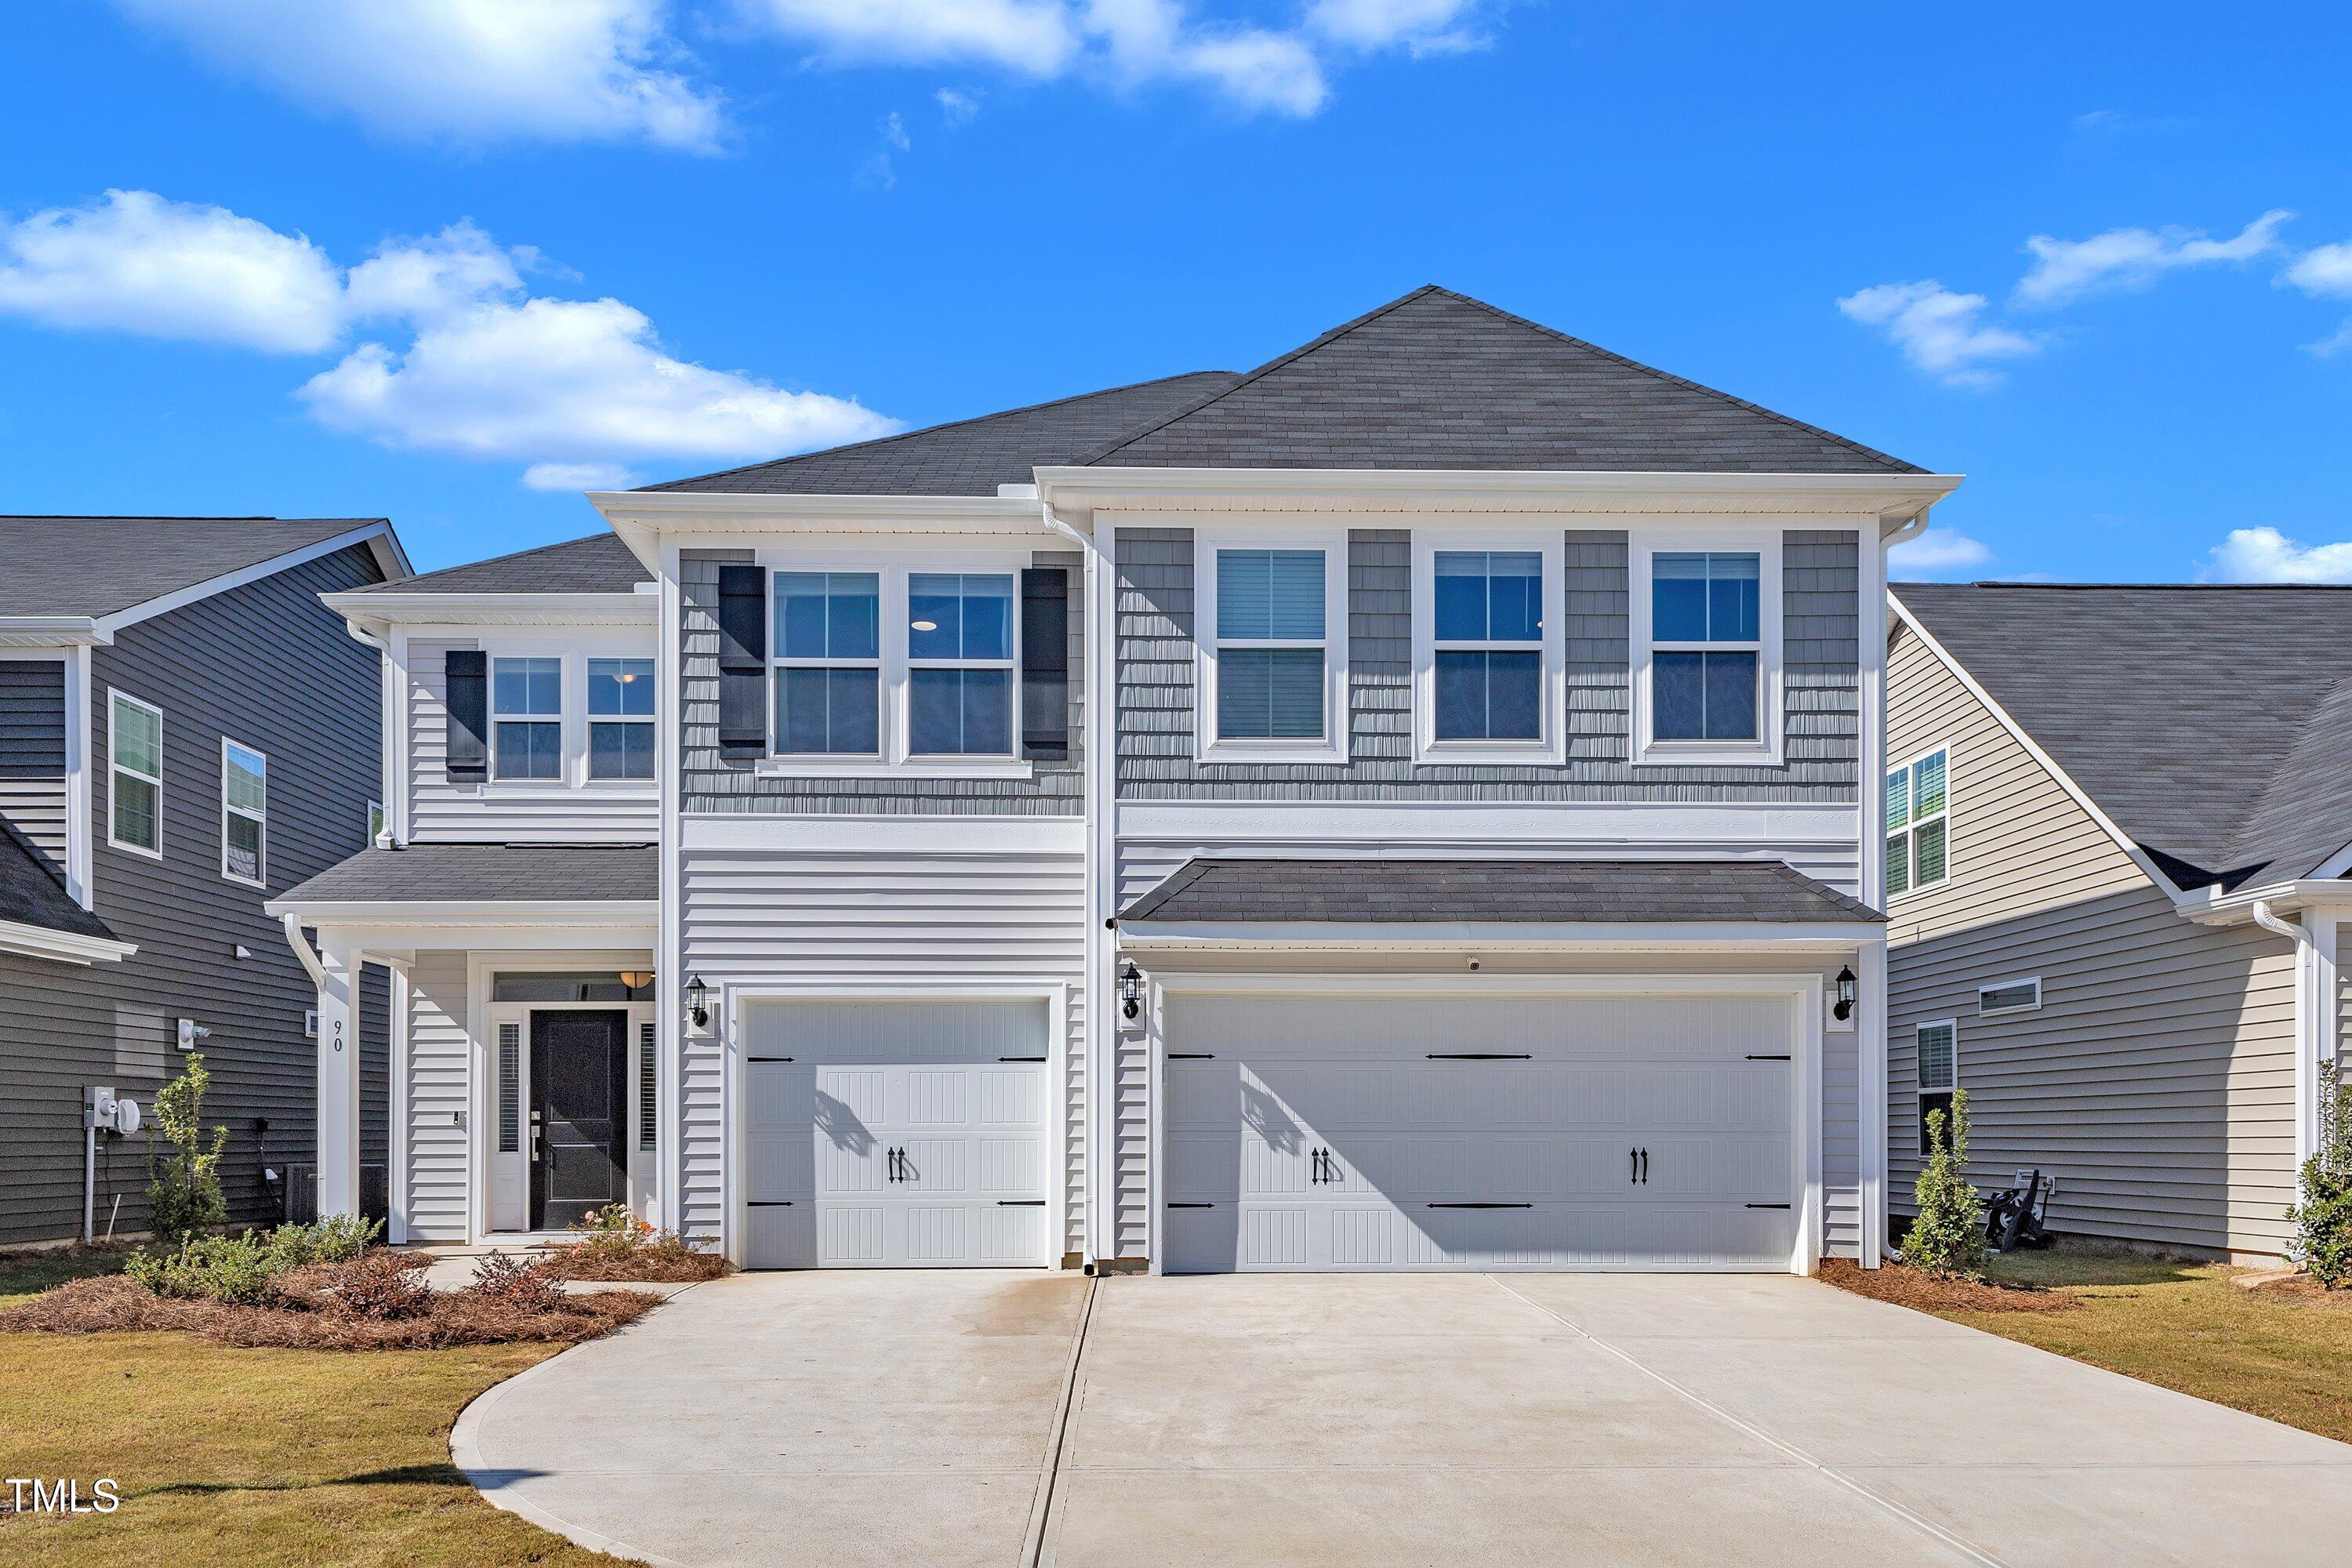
[2249,1275,2352,1311]
[0,1272,655,1350]
[1818,1255,2079,1313]
[535,1240,731,1283]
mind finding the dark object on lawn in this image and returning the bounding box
[1984,1169,2056,1252]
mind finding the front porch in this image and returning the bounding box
[267,842,662,1247]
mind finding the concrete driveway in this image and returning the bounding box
[455,1270,2352,1568]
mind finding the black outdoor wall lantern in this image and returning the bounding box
[1120,962,1143,1021]
[1833,964,1857,1022]
[685,973,710,1029]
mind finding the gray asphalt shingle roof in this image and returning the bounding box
[1087,287,1924,476]
[1119,858,1882,925]
[0,516,384,618]
[343,532,647,595]
[275,843,657,905]
[1894,582,2352,891]
[646,372,1241,495]
[0,818,119,945]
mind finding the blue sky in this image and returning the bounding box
[2,2,2347,579]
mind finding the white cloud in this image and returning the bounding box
[523,461,640,491]
[0,189,346,352]
[744,0,1486,116]
[2205,526,2352,585]
[2013,209,2292,307]
[935,87,981,125]
[2305,319,2352,358]
[1837,281,2040,388]
[2285,239,2352,298]
[1889,528,1993,578]
[342,220,525,323]
[299,294,893,464]
[113,0,723,150]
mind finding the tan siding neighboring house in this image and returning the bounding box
[1886,619,2300,1258]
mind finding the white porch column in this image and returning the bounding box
[314,934,364,1220]
[2308,910,2342,1167]
[1858,937,1889,1269]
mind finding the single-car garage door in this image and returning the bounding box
[743,999,1052,1269]
[1162,990,1802,1272]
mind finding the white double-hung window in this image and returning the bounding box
[492,657,563,780]
[907,573,1014,756]
[773,572,882,757]
[1196,532,1348,764]
[108,691,164,855]
[220,739,267,886]
[1915,1019,1959,1156]
[587,658,655,780]
[1632,539,1781,766]
[1413,535,1563,762]
[1886,746,1950,898]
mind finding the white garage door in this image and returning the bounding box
[1162,991,1801,1273]
[742,999,1052,1269]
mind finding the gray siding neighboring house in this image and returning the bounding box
[1886,585,2350,1261]
[0,522,405,1245]
[0,659,69,871]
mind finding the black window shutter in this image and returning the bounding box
[1020,568,1069,761]
[716,564,768,756]
[445,649,488,780]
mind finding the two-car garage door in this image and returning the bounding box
[1161,991,1802,1273]
[742,999,1051,1269]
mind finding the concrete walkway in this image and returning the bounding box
[455,1271,2352,1568]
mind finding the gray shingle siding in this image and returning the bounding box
[1113,526,1860,802]
[0,658,68,873]
[0,543,391,1245]
[678,549,1085,816]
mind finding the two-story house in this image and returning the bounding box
[2,514,408,1246]
[275,287,1957,1274]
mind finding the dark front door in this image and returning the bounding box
[530,1010,630,1231]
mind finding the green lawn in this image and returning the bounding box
[1933,1246,2352,1444]
[0,1248,630,1566]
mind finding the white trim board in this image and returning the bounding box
[0,918,136,965]
[1116,800,1860,844]
[1118,920,1880,949]
[680,813,1084,853]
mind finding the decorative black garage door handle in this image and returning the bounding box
[998,1056,1046,1062]
[1426,1202,1532,1209]
[1168,1202,1215,1209]
[887,1148,903,1182]
[1425,1053,1531,1060]
[1746,1203,1791,1210]
[1745,1054,1791,1062]
[996,1200,1046,1207]
[1167,1052,1214,1059]
[1639,1148,1649,1185]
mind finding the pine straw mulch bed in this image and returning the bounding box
[533,1241,732,1283]
[1818,1256,2080,1313]
[2248,1275,2352,1311]
[0,1261,657,1351]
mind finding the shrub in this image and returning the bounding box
[321,1250,432,1320]
[125,1233,279,1305]
[1906,1088,1987,1279]
[146,1054,228,1246]
[544,1206,728,1282]
[2288,1064,2352,1288]
[260,1215,382,1269]
[572,1203,644,1236]
[470,1251,571,1312]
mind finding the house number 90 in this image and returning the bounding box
[332,1018,344,1053]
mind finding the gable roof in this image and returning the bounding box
[1086,287,1923,476]
[646,371,1240,495]
[1119,857,1882,926]
[1892,582,2352,891]
[343,532,648,595]
[0,516,394,619]
[0,815,124,955]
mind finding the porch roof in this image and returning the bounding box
[272,842,657,909]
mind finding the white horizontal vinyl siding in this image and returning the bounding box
[677,844,1090,1259]
[406,639,657,844]
[404,952,470,1243]
[1886,625,2299,1255]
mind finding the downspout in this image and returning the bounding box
[283,912,330,990]
[2252,899,2323,1169]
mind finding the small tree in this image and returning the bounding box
[1906,1088,1987,1279]
[147,1052,228,1245]
[2288,1063,2352,1287]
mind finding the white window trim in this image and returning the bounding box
[755,545,1036,780]
[1628,529,1784,768]
[490,655,565,785]
[1976,976,2042,1016]
[106,688,164,860]
[586,656,658,783]
[220,735,267,889]
[1410,529,1565,766]
[1192,524,1350,766]
[460,644,659,793]
[1915,1017,1960,1156]
[905,572,1018,762]
[1886,743,1952,902]
[367,800,385,846]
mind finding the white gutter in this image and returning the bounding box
[2251,898,2304,946]
[282,912,331,990]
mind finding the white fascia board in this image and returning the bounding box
[1035,468,1962,528]
[262,897,657,927]
[93,521,400,636]
[0,618,107,648]
[1117,920,1881,949]
[321,590,654,641]
[1116,799,1858,847]
[1888,589,2188,906]
[2181,880,2352,923]
[587,492,1056,572]
[0,920,136,964]
[2308,840,2352,880]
